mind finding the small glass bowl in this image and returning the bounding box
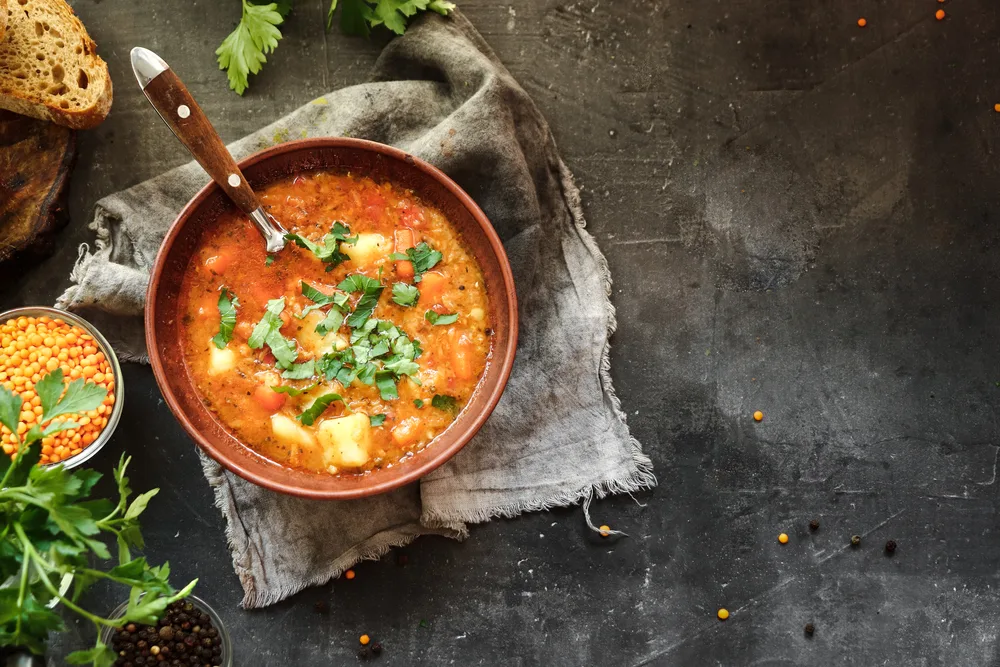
[99,593,233,667]
[0,306,124,470]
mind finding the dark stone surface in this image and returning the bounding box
[2,0,999,664]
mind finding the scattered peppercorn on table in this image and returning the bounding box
[0,314,118,465]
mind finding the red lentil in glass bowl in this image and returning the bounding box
[0,306,124,469]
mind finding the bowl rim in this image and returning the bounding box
[0,306,124,470]
[146,137,519,499]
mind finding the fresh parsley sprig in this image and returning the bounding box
[211,288,240,349]
[285,222,358,272]
[389,242,443,283]
[217,0,455,95]
[0,371,196,666]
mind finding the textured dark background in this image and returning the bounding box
[2,0,1000,664]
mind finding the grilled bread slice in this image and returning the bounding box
[0,0,111,129]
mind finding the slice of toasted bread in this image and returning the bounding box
[0,0,111,129]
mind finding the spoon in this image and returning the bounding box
[129,47,288,253]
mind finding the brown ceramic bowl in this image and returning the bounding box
[146,138,518,499]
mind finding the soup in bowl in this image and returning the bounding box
[147,139,517,499]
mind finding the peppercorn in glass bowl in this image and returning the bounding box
[100,594,232,667]
[0,306,124,470]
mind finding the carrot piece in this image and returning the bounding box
[394,229,416,280]
[418,271,448,306]
[450,330,474,380]
[253,385,286,412]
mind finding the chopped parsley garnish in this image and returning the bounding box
[265,255,275,266]
[248,297,298,369]
[391,282,420,307]
[285,221,358,271]
[390,242,442,283]
[413,398,424,408]
[316,319,421,399]
[375,370,399,401]
[298,393,343,426]
[369,413,387,427]
[299,281,350,334]
[211,287,240,349]
[280,360,315,380]
[338,274,385,328]
[424,310,458,326]
[270,383,317,397]
[431,394,458,414]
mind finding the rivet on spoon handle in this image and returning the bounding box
[129,47,287,253]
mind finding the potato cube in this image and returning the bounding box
[316,413,373,468]
[347,233,389,268]
[208,347,237,375]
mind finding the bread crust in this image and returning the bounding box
[0,0,112,130]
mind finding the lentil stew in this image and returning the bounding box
[178,170,492,476]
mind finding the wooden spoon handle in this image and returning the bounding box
[130,47,287,252]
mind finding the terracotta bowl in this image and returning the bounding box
[146,138,518,499]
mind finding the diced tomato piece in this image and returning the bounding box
[400,206,426,228]
[261,351,277,366]
[234,321,253,340]
[391,417,421,447]
[253,385,286,412]
[418,271,448,306]
[394,229,416,280]
[203,247,236,275]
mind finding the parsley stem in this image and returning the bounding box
[14,539,29,642]
[14,523,120,628]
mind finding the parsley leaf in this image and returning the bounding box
[330,0,454,36]
[216,0,284,95]
[248,297,298,369]
[298,393,343,426]
[299,282,351,334]
[413,398,424,408]
[389,242,442,283]
[270,384,318,397]
[281,360,315,380]
[424,310,458,326]
[211,288,240,349]
[375,370,399,400]
[265,255,275,267]
[338,274,385,328]
[369,413,387,427]
[431,394,458,414]
[0,386,21,438]
[42,373,108,423]
[392,282,420,307]
[285,222,358,271]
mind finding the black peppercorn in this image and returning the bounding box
[809,520,819,531]
[804,623,815,636]
[850,535,861,547]
[126,624,138,633]
[885,540,897,554]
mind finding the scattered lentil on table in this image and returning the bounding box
[753,410,764,422]
[0,315,115,464]
[857,17,867,27]
[717,608,729,621]
[778,533,789,544]
[935,9,946,19]
[599,524,611,537]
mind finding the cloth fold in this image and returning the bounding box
[57,11,654,608]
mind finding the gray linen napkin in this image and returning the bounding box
[56,12,655,607]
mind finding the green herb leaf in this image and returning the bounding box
[390,242,442,282]
[424,310,458,326]
[338,274,385,328]
[45,378,108,423]
[331,0,374,35]
[285,221,358,270]
[413,398,424,408]
[248,297,299,369]
[124,489,159,522]
[270,383,317,397]
[375,370,399,401]
[265,255,275,267]
[298,393,343,425]
[211,288,240,349]
[431,394,458,413]
[281,360,315,380]
[369,413,386,427]
[66,643,116,666]
[216,0,284,95]
[391,282,420,306]
[0,381,23,438]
